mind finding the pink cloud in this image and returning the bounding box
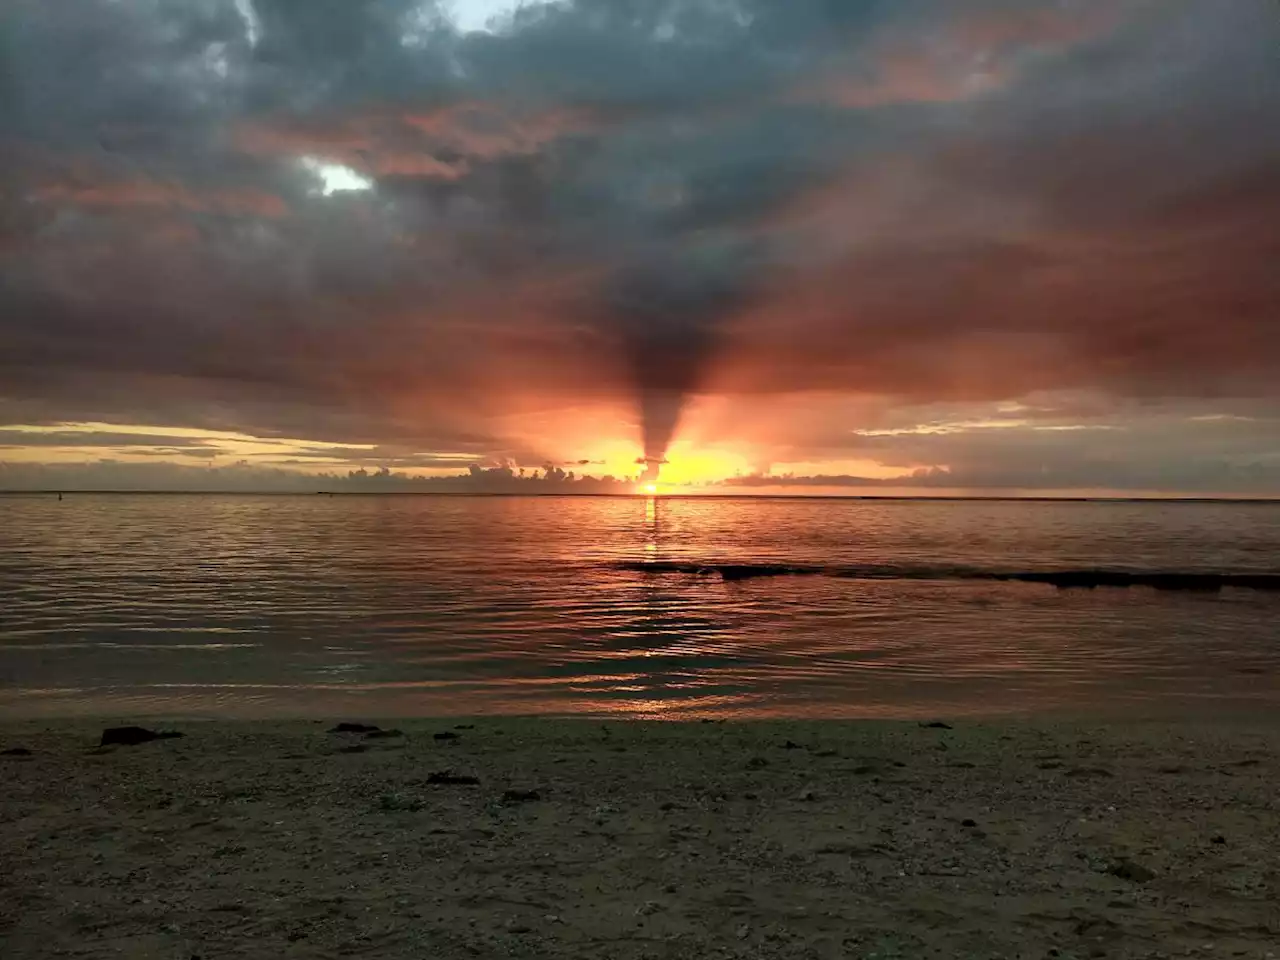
[798,2,1127,108]
[31,181,288,218]
[234,102,595,182]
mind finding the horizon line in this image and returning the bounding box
[2,490,1279,504]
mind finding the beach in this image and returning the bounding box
[2,718,1277,959]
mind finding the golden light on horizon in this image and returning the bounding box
[655,440,754,486]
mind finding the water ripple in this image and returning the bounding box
[2,494,1279,718]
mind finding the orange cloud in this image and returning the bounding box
[235,102,595,181]
[400,102,595,159]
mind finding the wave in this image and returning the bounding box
[609,561,1280,592]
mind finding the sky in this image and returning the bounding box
[1,0,1278,495]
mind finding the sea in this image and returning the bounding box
[2,493,1278,720]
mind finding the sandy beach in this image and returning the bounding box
[2,718,1277,959]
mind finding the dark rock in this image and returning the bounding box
[502,789,541,803]
[851,764,878,776]
[746,757,770,769]
[659,802,683,812]
[1003,570,1280,592]
[365,728,404,739]
[919,721,953,730]
[433,731,460,741]
[2,747,32,756]
[782,740,803,750]
[454,724,475,730]
[1211,835,1226,845]
[961,819,978,828]
[1156,765,1185,774]
[338,744,368,754]
[100,726,183,747]
[1038,760,1065,770]
[615,560,822,580]
[426,771,480,786]
[815,749,839,758]
[718,563,820,581]
[328,723,380,734]
[948,761,976,769]
[1107,860,1155,883]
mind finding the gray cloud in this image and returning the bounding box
[2,0,1279,491]
[0,429,217,449]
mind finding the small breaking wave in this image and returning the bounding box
[609,561,1280,592]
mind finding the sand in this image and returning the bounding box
[1,718,1278,959]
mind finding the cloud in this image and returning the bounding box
[0,428,218,449]
[797,0,1126,108]
[2,0,1279,492]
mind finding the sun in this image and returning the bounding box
[640,483,659,495]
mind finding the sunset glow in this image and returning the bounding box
[656,442,755,487]
[1,1,1277,498]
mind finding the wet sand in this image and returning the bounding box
[1,718,1277,959]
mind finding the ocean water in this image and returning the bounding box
[1,493,1278,720]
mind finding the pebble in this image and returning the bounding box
[327,723,379,734]
[502,789,541,803]
[100,726,183,747]
[1108,859,1156,883]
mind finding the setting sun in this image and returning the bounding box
[655,441,754,486]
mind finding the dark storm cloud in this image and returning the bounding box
[721,0,1280,406]
[2,0,1279,489]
